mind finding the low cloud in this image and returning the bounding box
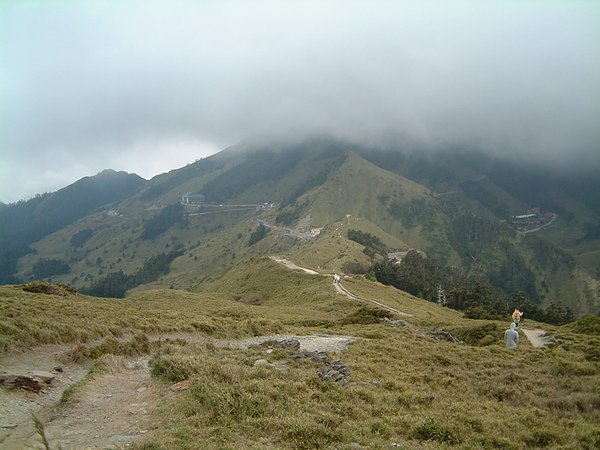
[1,1,598,202]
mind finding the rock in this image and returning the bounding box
[381,318,408,328]
[424,328,463,344]
[0,373,51,392]
[253,359,272,367]
[276,339,301,351]
[169,380,192,392]
[292,351,329,364]
[30,371,55,384]
[137,387,147,393]
[317,360,350,386]
[53,366,64,373]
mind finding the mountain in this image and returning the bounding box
[0,170,146,283]
[2,139,599,316]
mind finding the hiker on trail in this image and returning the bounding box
[512,308,523,327]
[504,322,519,348]
[334,274,340,283]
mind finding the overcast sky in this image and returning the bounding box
[1,0,599,203]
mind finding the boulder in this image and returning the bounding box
[276,339,301,351]
[0,372,54,392]
[292,351,329,364]
[317,360,350,386]
[253,359,273,368]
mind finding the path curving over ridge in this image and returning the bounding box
[270,256,413,317]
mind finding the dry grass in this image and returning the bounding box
[139,325,600,449]
[1,261,599,448]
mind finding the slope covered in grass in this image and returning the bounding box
[2,258,600,449]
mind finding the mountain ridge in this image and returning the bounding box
[2,139,599,316]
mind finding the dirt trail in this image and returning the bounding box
[333,280,413,317]
[0,344,90,448]
[271,255,413,316]
[522,328,553,347]
[0,349,156,450]
[0,333,355,449]
[270,256,319,274]
[41,356,158,450]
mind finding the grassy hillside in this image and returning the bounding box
[1,262,599,449]
[0,170,146,283]
[8,140,599,315]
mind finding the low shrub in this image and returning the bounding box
[449,323,502,346]
[340,306,394,325]
[412,418,461,445]
[22,282,77,296]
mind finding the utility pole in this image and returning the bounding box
[437,285,447,306]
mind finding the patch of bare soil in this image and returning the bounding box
[522,328,554,348]
[0,345,90,448]
[43,356,159,450]
[1,354,161,450]
[0,332,357,449]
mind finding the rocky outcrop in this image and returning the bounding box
[317,361,350,386]
[0,371,55,392]
[423,328,463,344]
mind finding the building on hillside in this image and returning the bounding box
[181,193,205,205]
[310,228,322,237]
[387,251,408,264]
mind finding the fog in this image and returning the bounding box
[1,1,598,203]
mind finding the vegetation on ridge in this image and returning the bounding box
[2,257,598,449]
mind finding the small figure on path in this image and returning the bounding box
[333,274,340,284]
[512,308,523,327]
[504,322,519,348]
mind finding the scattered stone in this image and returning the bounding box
[381,318,408,328]
[169,380,192,392]
[349,443,364,449]
[0,424,18,429]
[276,338,301,351]
[266,349,274,354]
[29,371,55,384]
[136,387,147,393]
[424,328,463,344]
[292,351,329,364]
[317,360,350,386]
[253,359,272,368]
[53,366,64,373]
